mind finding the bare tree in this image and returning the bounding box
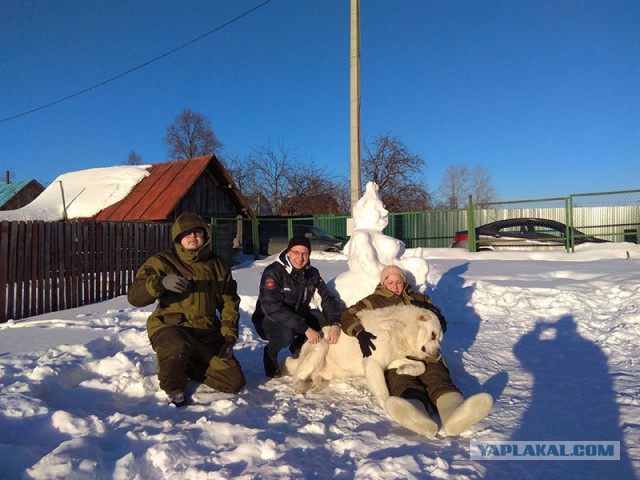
[287,162,332,198]
[164,109,222,160]
[247,141,294,215]
[283,162,349,215]
[124,149,143,165]
[330,181,351,214]
[222,153,272,215]
[438,164,497,208]
[470,164,497,205]
[438,164,470,209]
[362,133,432,212]
[224,143,350,216]
[222,154,256,195]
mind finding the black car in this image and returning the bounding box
[451,218,609,251]
[245,224,347,256]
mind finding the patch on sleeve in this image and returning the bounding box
[265,278,276,289]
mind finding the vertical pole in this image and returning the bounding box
[58,181,68,221]
[350,0,361,210]
[251,218,259,259]
[467,195,476,252]
[287,218,293,240]
[567,196,574,252]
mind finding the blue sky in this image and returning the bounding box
[1,0,638,202]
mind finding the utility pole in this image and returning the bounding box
[350,0,361,210]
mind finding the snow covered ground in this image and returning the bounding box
[1,245,638,479]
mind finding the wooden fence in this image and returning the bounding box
[0,220,172,323]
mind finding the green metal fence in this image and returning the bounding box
[569,190,640,245]
[468,189,640,252]
[211,188,640,263]
[385,209,468,248]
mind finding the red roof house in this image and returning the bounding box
[94,156,253,221]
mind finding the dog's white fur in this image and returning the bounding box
[282,304,443,435]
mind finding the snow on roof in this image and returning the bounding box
[0,165,150,221]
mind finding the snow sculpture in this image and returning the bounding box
[333,182,429,307]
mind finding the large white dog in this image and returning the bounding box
[282,304,444,436]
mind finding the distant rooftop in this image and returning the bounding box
[0,179,44,209]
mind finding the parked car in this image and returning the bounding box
[451,218,609,251]
[244,224,347,256]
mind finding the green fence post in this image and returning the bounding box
[467,195,476,252]
[567,196,574,252]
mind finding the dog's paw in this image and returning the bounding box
[388,359,426,377]
[293,378,312,395]
[310,377,328,393]
[396,363,426,376]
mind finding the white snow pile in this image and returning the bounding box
[0,165,150,221]
[0,182,639,479]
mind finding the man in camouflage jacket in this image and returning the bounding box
[128,212,245,406]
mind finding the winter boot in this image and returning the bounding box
[289,334,307,359]
[263,348,282,378]
[436,392,493,436]
[168,392,188,408]
[385,397,438,437]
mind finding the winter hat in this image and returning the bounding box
[286,235,311,253]
[380,265,405,284]
[171,212,209,243]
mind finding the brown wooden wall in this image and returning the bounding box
[0,182,44,211]
[174,173,240,219]
[0,220,172,323]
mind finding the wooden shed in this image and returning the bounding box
[0,178,45,211]
[93,156,253,264]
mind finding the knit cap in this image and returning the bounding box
[379,265,405,284]
[286,235,311,252]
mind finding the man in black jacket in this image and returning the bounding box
[253,236,342,378]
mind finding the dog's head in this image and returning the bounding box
[357,304,444,362]
[413,310,443,361]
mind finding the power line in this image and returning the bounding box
[0,0,273,125]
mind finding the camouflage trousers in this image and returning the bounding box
[385,357,460,410]
[150,326,246,395]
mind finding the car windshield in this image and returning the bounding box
[310,227,334,240]
[290,226,335,240]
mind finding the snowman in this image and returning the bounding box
[333,182,429,307]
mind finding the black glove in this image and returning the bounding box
[161,274,189,293]
[356,329,377,358]
[217,337,235,360]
